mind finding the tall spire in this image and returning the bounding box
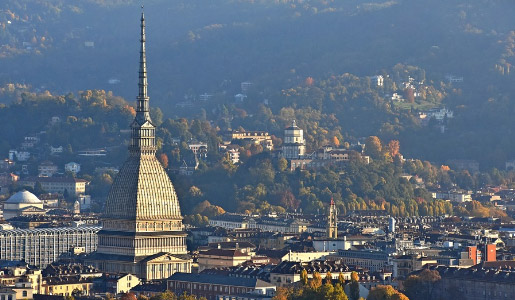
[136,8,151,123]
[130,8,156,156]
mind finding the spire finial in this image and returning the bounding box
[136,6,151,123]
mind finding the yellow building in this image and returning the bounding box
[43,278,93,297]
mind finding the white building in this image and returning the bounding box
[188,141,208,156]
[227,148,240,164]
[370,75,384,87]
[9,150,30,162]
[0,226,100,268]
[3,190,45,220]
[78,194,91,211]
[65,162,81,174]
[38,161,58,177]
[234,94,247,102]
[282,120,306,160]
[50,146,64,155]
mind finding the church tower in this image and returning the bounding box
[327,198,338,239]
[87,11,191,280]
[282,120,306,159]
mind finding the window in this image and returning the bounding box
[22,291,27,297]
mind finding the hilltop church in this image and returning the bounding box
[86,11,191,280]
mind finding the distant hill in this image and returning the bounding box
[1,0,515,168]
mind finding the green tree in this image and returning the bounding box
[332,284,349,300]
[277,157,288,172]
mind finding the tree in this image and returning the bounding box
[332,284,349,300]
[120,293,137,300]
[279,189,300,211]
[34,181,46,195]
[387,140,400,158]
[277,157,288,172]
[301,269,308,286]
[150,290,177,300]
[325,271,333,284]
[350,271,360,300]
[365,136,382,160]
[321,281,335,300]
[273,287,292,300]
[367,285,409,300]
[333,136,340,147]
[338,272,345,285]
[310,271,323,290]
[158,153,169,168]
[403,269,441,300]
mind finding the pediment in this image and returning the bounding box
[19,206,46,212]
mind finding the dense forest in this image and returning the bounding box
[0,85,511,221]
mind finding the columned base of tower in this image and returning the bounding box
[85,252,192,281]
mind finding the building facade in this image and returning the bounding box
[87,12,191,280]
[168,273,275,300]
[19,177,88,196]
[327,198,338,239]
[0,226,100,268]
[282,120,306,160]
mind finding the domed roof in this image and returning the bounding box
[6,190,42,204]
[103,155,182,221]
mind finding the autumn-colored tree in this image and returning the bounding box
[403,269,441,300]
[333,136,340,147]
[321,280,335,300]
[158,153,169,168]
[120,293,137,300]
[137,295,149,300]
[325,271,333,284]
[279,189,300,211]
[338,272,345,285]
[350,271,360,300]
[310,271,323,290]
[440,165,450,171]
[273,287,292,300]
[367,285,409,300]
[387,140,400,158]
[305,77,315,86]
[365,136,382,160]
[301,269,308,286]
